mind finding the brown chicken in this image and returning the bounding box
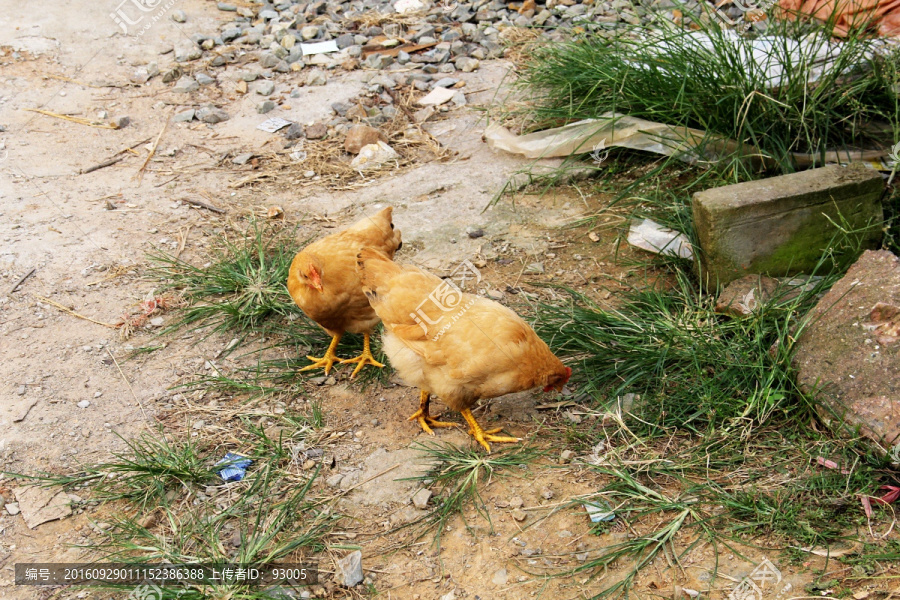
[287,207,402,378]
[356,248,571,451]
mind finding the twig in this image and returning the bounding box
[175,225,191,258]
[182,197,226,214]
[106,348,150,422]
[9,267,36,293]
[24,109,117,129]
[119,138,152,153]
[135,111,172,184]
[154,175,180,188]
[79,155,124,175]
[34,295,118,328]
[79,139,150,175]
[385,86,417,122]
[45,74,103,88]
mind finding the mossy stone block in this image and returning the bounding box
[692,164,884,286]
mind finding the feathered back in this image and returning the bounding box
[357,248,569,408]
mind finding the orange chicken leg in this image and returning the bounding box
[460,409,519,452]
[408,390,457,435]
[299,333,342,375]
[339,333,385,379]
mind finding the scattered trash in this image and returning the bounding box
[486,112,890,170]
[301,40,339,56]
[861,494,874,518]
[417,86,457,106]
[350,141,400,170]
[626,218,693,259]
[394,0,424,13]
[584,500,616,523]
[337,550,363,587]
[290,148,308,162]
[815,456,851,475]
[875,485,900,505]
[216,453,252,482]
[267,206,284,220]
[256,116,293,133]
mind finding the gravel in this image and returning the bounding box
[158,0,693,97]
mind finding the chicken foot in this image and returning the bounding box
[460,408,520,452]
[408,390,457,435]
[339,332,385,379]
[299,333,343,375]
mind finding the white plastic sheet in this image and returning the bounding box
[626,218,694,259]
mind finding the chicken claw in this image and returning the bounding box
[299,334,343,376]
[460,409,520,453]
[339,333,385,379]
[408,391,457,435]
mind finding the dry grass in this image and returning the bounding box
[343,9,430,29]
[236,87,455,192]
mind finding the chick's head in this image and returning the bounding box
[294,252,325,292]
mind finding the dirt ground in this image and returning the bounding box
[0,2,842,599]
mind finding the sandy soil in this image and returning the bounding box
[0,2,835,599]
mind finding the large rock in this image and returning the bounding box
[793,250,900,451]
[14,486,72,529]
[692,164,883,286]
[344,125,385,154]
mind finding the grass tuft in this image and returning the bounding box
[147,220,308,340]
[404,442,543,547]
[536,268,835,435]
[7,413,335,599]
